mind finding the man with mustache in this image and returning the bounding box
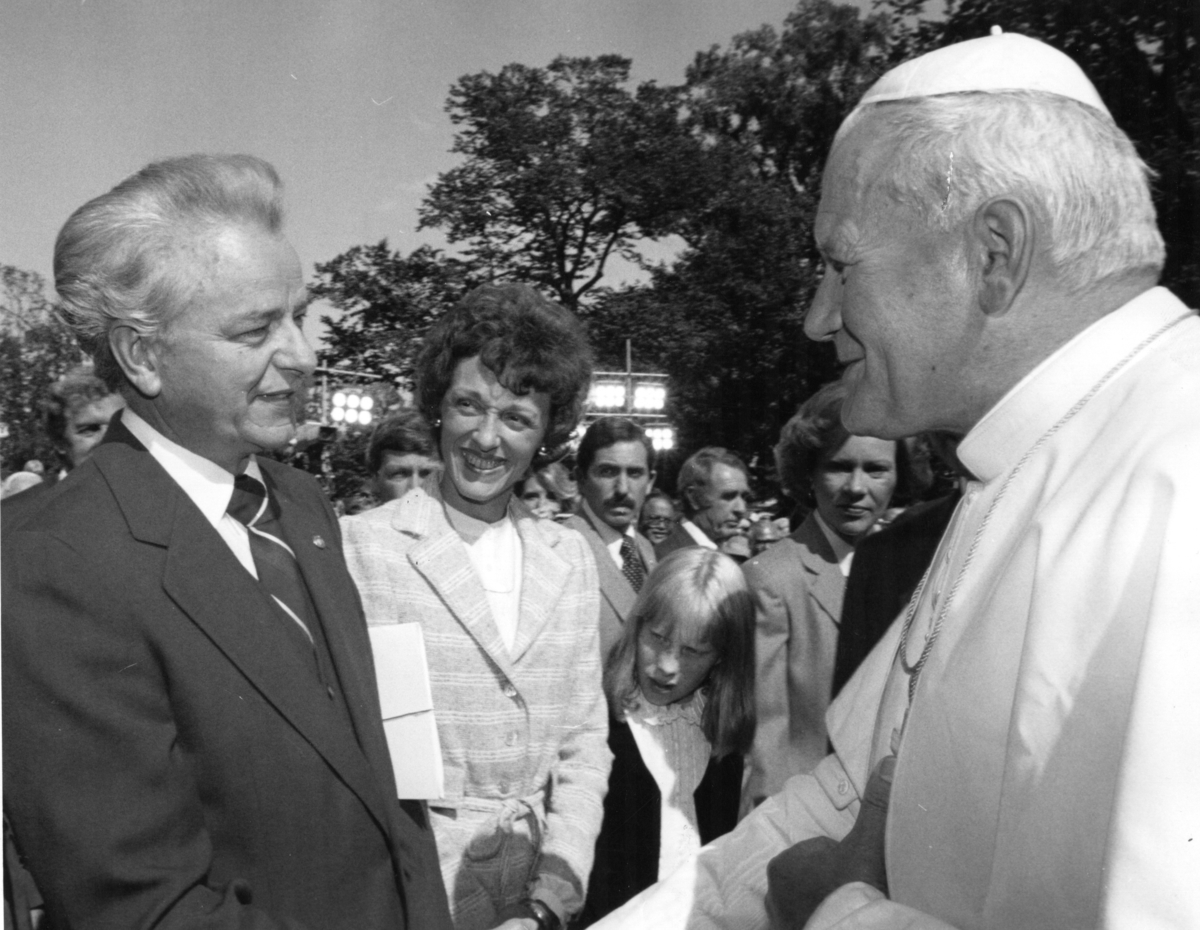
[2,155,451,930]
[564,417,658,659]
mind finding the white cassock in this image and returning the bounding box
[590,286,1200,930]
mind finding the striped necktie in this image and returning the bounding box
[620,536,646,593]
[226,473,316,645]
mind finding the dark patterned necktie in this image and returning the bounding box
[620,536,646,593]
[226,473,316,645]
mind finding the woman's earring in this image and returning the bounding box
[538,446,548,457]
[433,418,442,428]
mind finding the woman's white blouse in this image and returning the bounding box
[465,515,523,654]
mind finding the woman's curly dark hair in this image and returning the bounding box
[776,381,918,507]
[416,283,594,453]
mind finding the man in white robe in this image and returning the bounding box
[589,30,1200,930]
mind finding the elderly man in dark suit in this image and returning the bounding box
[654,447,751,560]
[563,417,658,659]
[2,155,452,930]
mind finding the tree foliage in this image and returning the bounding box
[585,0,890,463]
[310,242,477,387]
[0,265,86,474]
[420,55,713,309]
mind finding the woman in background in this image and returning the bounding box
[740,381,912,811]
[579,548,755,926]
[342,283,609,930]
[515,462,579,520]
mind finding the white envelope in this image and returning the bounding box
[368,622,445,800]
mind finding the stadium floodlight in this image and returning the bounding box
[633,384,666,411]
[645,426,675,451]
[589,382,627,410]
[331,387,374,429]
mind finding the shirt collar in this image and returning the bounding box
[958,287,1192,484]
[680,518,719,550]
[121,408,263,528]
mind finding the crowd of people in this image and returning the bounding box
[4,29,1198,930]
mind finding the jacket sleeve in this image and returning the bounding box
[531,536,613,923]
[2,529,309,930]
[741,558,793,808]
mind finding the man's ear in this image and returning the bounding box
[973,197,1033,317]
[109,325,163,398]
[646,471,657,495]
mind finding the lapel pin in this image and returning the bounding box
[312,535,326,549]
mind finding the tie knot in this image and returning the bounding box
[227,473,268,527]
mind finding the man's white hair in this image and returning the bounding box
[54,154,285,388]
[836,91,1165,292]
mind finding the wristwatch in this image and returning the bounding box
[522,898,561,930]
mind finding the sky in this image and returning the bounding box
[3,0,818,344]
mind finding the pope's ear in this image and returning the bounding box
[974,197,1033,317]
[108,325,163,398]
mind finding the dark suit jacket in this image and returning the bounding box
[576,714,742,927]
[652,520,706,561]
[0,478,56,538]
[562,509,656,659]
[832,492,960,697]
[2,421,452,930]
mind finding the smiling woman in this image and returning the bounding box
[340,284,608,930]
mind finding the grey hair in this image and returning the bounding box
[836,91,1164,291]
[54,154,285,388]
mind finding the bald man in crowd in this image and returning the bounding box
[590,31,1199,930]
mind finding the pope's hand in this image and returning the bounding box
[765,755,896,929]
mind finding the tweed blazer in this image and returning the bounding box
[562,508,657,659]
[741,513,845,808]
[341,490,611,922]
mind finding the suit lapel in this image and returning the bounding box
[509,507,572,663]
[403,499,519,684]
[97,435,394,841]
[262,466,399,826]
[795,515,845,625]
[570,511,637,621]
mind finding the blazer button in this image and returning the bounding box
[837,779,849,795]
[506,731,519,746]
[502,683,517,699]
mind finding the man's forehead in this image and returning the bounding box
[816,118,902,241]
[708,462,748,488]
[593,440,649,468]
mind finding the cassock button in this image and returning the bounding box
[506,731,519,746]
[502,683,517,699]
[313,535,326,548]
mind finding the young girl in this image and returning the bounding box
[579,548,755,925]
